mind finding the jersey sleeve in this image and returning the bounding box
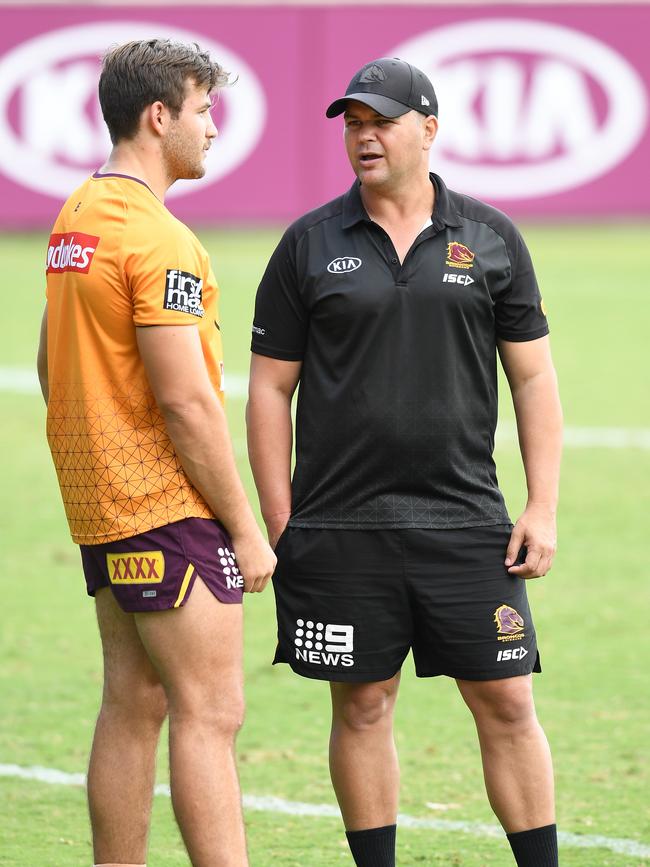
[124,222,209,327]
[493,227,549,342]
[251,227,308,360]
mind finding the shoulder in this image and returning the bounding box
[281,194,347,249]
[447,186,522,247]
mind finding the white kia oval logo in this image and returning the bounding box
[327,257,362,273]
[0,21,266,200]
[392,19,647,198]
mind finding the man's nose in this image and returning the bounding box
[358,123,376,141]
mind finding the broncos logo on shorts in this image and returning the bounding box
[494,604,525,635]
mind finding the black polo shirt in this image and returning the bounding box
[251,173,548,530]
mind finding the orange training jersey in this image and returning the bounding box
[45,172,223,544]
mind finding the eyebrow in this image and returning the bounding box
[344,112,391,122]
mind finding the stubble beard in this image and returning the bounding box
[162,128,205,183]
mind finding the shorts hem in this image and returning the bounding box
[415,660,541,680]
[273,658,402,683]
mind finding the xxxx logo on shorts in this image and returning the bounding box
[494,604,525,642]
[106,551,165,584]
[446,242,475,269]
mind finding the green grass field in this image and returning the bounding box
[1,225,649,866]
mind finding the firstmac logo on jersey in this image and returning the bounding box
[46,232,99,274]
[294,619,354,667]
[163,269,204,318]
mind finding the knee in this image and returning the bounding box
[333,683,396,732]
[102,679,168,730]
[462,679,537,730]
[170,690,245,740]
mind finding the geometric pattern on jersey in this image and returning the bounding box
[45,173,223,544]
[47,379,211,544]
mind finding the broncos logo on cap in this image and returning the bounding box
[358,65,387,83]
[494,604,525,635]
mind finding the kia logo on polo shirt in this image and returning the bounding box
[327,257,362,274]
[392,19,647,199]
[0,22,265,200]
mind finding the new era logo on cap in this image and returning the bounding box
[326,57,438,119]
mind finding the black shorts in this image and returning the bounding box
[272,526,541,683]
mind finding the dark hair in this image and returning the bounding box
[99,39,230,144]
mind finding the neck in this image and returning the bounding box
[99,142,171,202]
[360,171,434,223]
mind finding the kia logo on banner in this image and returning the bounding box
[393,19,648,198]
[0,21,266,200]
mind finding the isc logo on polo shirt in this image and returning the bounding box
[163,269,204,317]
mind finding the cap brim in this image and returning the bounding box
[325,92,411,119]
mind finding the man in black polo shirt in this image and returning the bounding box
[247,57,562,867]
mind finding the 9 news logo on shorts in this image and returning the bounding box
[293,619,355,668]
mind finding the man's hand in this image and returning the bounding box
[505,503,557,578]
[231,527,277,594]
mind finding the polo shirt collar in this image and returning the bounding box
[341,172,463,230]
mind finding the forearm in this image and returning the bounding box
[246,387,293,538]
[510,368,563,511]
[162,395,258,539]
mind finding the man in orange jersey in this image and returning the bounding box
[36,40,275,867]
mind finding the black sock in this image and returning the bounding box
[345,824,396,867]
[507,824,558,866]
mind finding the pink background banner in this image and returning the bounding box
[0,4,648,227]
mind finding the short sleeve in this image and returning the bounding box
[494,228,549,342]
[251,228,308,360]
[124,224,208,327]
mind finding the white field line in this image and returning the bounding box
[1,763,649,858]
[2,366,650,450]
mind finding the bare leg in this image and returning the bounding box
[457,675,555,833]
[135,578,247,867]
[329,675,401,830]
[88,588,168,865]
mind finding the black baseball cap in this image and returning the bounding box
[326,57,438,119]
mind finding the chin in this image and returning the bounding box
[358,171,387,188]
[179,166,205,181]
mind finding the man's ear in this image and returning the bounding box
[143,100,169,138]
[423,115,439,151]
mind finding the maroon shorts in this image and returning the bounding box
[80,518,243,612]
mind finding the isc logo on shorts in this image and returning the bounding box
[46,232,99,274]
[107,551,165,584]
[163,269,204,318]
[293,619,354,667]
[497,647,529,662]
